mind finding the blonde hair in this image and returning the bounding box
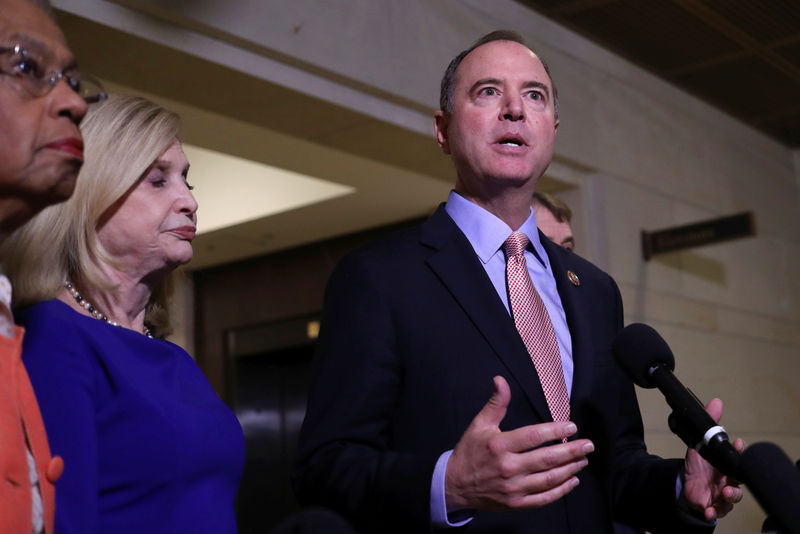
[0,94,182,337]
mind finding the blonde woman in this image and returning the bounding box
[2,95,244,534]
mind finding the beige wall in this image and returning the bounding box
[59,1,800,531]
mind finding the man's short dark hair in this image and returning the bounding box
[439,29,559,120]
[532,191,572,223]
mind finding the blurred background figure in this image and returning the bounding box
[1,94,244,534]
[532,191,574,251]
[0,0,93,532]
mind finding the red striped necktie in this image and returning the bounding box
[504,232,570,431]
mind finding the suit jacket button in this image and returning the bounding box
[46,456,63,483]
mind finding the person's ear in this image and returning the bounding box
[434,110,451,155]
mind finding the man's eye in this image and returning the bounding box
[480,87,498,96]
[526,91,543,101]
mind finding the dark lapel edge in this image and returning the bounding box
[540,234,595,409]
[421,206,553,423]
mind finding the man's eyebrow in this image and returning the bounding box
[468,78,503,94]
[521,81,551,99]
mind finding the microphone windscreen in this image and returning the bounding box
[740,442,800,534]
[612,323,675,388]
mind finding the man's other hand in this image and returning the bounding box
[683,397,745,521]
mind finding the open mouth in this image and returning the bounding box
[497,135,526,147]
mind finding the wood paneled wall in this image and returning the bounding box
[193,216,425,402]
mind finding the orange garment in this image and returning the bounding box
[0,327,61,534]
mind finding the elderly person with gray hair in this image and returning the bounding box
[0,0,95,531]
[2,94,244,534]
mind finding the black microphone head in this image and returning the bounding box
[741,442,800,534]
[612,323,675,388]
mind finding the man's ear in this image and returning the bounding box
[554,118,560,134]
[434,110,451,154]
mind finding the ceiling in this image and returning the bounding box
[53,0,795,273]
[54,9,458,270]
[517,0,800,148]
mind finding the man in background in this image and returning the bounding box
[533,191,574,251]
[0,0,93,531]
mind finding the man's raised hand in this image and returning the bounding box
[445,376,594,511]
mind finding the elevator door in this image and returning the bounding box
[232,341,314,533]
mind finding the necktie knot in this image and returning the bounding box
[504,231,529,258]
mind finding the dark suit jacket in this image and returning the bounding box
[294,205,708,533]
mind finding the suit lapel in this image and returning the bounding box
[541,236,595,412]
[421,206,553,423]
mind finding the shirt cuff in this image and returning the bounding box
[430,450,475,527]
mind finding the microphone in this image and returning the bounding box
[612,323,741,478]
[742,443,800,534]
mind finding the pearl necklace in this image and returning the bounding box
[65,281,154,338]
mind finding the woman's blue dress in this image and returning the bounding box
[18,299,244,534]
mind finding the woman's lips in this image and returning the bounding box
[45,138,84,160]
[169,226,196,240]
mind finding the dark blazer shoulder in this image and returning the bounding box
[332,204,460,273]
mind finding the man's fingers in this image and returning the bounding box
[502,421,581,452]
[723,485,744,503]
[509,474,581,509]
[516,439,594,474]
[703,481,743,521]
[472,376,512,429]
[519,456,589,493]
[485,436,592,485]
[704,397,723,423]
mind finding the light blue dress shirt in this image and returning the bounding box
[430,191,574,527]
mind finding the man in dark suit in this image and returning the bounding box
[293,30,742,533]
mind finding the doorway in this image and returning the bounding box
[228,315,319,533]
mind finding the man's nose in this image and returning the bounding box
[501,93,524,121]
